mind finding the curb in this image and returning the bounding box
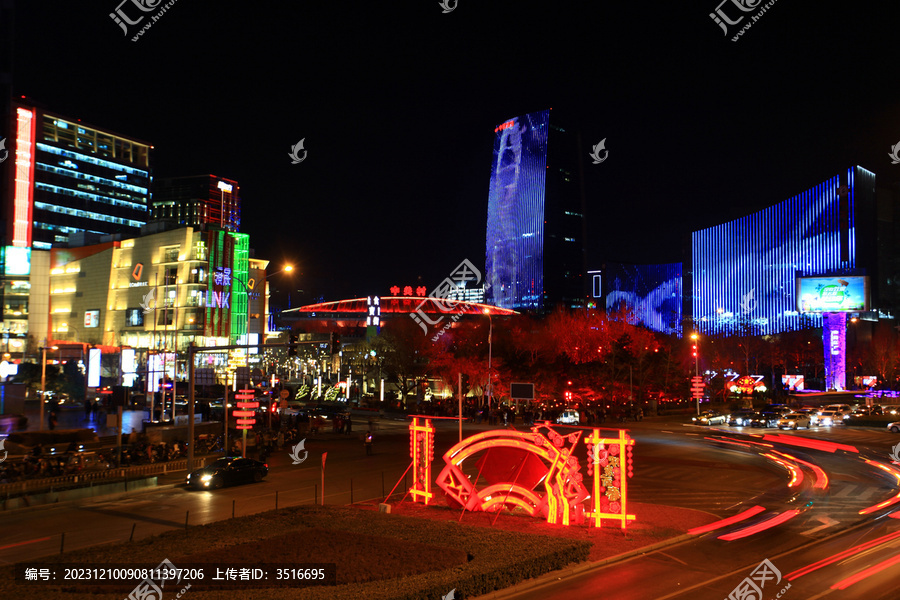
[469,532,697,600]
[0,483,179,516]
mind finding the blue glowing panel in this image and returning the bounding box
[485,110,550,310]
[604,263,682,336]
[691,167,873,336]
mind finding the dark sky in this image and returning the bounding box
[10,1,900,308]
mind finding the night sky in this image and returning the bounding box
[9,1,900,308]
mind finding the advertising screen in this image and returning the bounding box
[125,308,145,327]
[84,309,100,328]
[797,276,869,313]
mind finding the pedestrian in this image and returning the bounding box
[276,430,284,449]
[345,414,353,434]
[92,401,99,419]
[48,410,57,430]
[84,398,92,419]
[365,430,373,455]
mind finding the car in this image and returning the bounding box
[759,412,783,428]
[185,457,268,489]
[796,408,820,425]
[882,405,900,417]
[556,409,580,425]
[728,409,757,426]
[692,411,727,426]
[778,413,811,429]
[888,421,900,433]
[824,404,853,415]
[818,410,842,427]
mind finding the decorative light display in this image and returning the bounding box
[692,166,873,336]
[233,389,257,430]
[603,262,683,336]
[409,417,435,505]
[421,425,635,528]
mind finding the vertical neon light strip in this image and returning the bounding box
[692,170,857,336]
[231,232,249,342]
[12,108,36,247]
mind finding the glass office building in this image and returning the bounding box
[601,262,683,336]
[485,109,586,311]
[6,105,151,250]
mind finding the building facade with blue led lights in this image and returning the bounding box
[688,166,878,337]
[485,109,586,312]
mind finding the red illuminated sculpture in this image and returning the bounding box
[407,421,635,528]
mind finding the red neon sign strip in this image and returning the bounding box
[12,108,35,248]
[687,505,767,535]
[717,510,800,541]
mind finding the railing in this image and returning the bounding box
[0,456,212,497]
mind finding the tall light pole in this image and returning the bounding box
[39,345,59,431]
[483,308,493,409]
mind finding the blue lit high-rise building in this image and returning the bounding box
[3,100,151,250]
[485,109,586,311]
[689,166,878,336]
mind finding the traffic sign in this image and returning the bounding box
[280,389,290,400]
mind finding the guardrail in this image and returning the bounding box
[0,456,214,497]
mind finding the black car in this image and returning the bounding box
[185,457,268,489]
[729,410,766,427]
[760,412,782,428]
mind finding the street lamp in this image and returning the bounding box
[483,308,493,409]
[39,345,59,431]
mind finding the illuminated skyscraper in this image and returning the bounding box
[3,101,151,250]
[485,109,586,311]
[151,174,241,232]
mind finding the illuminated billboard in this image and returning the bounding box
[485,110,550,310]
[797,276,869,313]
[84,309,100,328]
[1,246,31,275]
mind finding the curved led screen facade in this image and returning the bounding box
[605,263,682,336]
[692,166,875,336]
[486,110,550,311]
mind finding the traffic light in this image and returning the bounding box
[692,344,697,357]
[288,331,298,357]
[331,332,340,355]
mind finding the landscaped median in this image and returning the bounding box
[0,504,593,600]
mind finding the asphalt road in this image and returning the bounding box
[498,420,900,600]
[2,416,899,600]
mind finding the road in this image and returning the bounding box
[500,419,900,600]
[2,416,899,599]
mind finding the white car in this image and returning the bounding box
[888,421,900,434]
[556,410,580,425]
[818,410,842,426]
[778,413,811,429]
